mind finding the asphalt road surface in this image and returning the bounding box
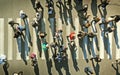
[0,0,120,75]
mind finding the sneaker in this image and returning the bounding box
[32,21,38,28]
[90,58,94,60]
[8,20,15,27]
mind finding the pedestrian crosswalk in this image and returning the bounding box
[0,18,120,61]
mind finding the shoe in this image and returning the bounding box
[32,22,38,28]
[90,58,94,60]
[8,21,15,27]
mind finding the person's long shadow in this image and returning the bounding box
[66,36,80,71]
[98,4,107,18]
[48,1,56,21]
[62,58,71,75]
[62,0,75,30]
[20,35,28,65]
[67,2,75,30]
[34,63,40,75]
[102,8,107,19]
[91,0,98,17]
[50,44,63,75]
[3,61,9,75]
[53,57,63,75]
[30,0,36,9]
[74,0,86,31]
[112,62,120,75]
[91,59,100,75]
[23,18,33,47]
[69,45,80,71]
[34,26,42,57]
[62,0,68,25]
[47,1,56,36]
[74,0,83,12]
[30,0,43,12]
[56,1,64,24]
[44,45,52,75]
[113,22,120,49]
[23,18,33,64]
[48,17,56,37]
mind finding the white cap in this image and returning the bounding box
[19,10,25,17]
[0,54,6,60]
[20,10,24,14]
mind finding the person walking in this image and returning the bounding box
[98,0,111,10]
[77,31,87,40]
[19,10,27,19]
[84,66,94,75]
[34,1,43,12]
[12,71,23,75]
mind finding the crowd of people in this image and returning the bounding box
[0,0,120,75]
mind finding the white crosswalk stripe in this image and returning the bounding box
[7,18,14,60]
[0,18,4,55]
[74,17,80,59]
[99,23,105,59]
[65,18,71,59]
[1,17,120,60]
[115,21,120,60]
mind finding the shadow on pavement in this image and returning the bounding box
[113,22,120,49]
[34,64,40,75]
[44,48,52,75]
[30,0,36,9]
[112,61,120,75]
[62,0,75,30]
[91,0,98,17]
[3,61,9,75]
[56,0,64,24]
[91,59,100,75]
[66,36,80,71]
[23,19,33,47]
